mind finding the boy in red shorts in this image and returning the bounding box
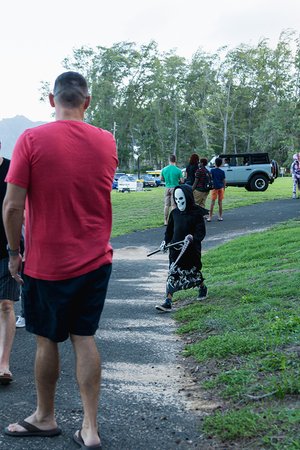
[207,157,226,222]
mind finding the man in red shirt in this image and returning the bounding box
[3,71,118,449]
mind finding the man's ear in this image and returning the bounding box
[84,96,91,110]
[49,93,55,107]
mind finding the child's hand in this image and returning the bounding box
[160,240,167,253]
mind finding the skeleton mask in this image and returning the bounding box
[174,188,186,211]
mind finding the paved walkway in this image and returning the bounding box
[0,199,299,450]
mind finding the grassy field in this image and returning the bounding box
[174,221,300,449]
[111,177,292,237]
[111,176,299,447]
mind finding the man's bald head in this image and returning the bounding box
[53,71,89,108]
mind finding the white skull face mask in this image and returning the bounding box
[174,188,186,211]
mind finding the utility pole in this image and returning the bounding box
[133,145,141,179]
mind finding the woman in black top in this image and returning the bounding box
[185,153,199,186]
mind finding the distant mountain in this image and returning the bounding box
[0,115,46,159]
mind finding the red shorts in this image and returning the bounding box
[211,188,224,201]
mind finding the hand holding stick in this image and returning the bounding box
[147,234,193,257]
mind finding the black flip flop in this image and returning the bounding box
[4,420,62,437]
[0,371,13,385]
[73,430,102,449]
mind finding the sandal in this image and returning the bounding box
[0,371,13,385]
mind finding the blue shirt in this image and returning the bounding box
[211,167,225,189]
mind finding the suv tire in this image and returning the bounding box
[249,174,268,191]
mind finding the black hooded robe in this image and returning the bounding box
[164,184,207,295]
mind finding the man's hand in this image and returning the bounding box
[8,254,23,285]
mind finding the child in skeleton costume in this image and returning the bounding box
[291,153,300,199]
[156,184,208,312]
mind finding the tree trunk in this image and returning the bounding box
[223,82,231,153]
[173,105,178,156]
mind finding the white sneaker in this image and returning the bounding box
[16,316,26,328]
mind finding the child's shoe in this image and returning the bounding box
[155,298,172,312]
[198,285,208,300]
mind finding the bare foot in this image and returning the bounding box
[75,429,101,447]
[6,412,58,432]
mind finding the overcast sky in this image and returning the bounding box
[1,0,299,122]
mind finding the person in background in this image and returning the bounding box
[155,184,208,312]
[3,71,118,449]
[15,222,26,328]
[0,140,20,385]
[192,157,212,209]
[291,152,300,199]
[15,296,25,328]
[185,153,199,186]
[207,157,226,222]
[161,154,184,225]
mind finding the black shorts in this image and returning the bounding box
[23,264,112,342]
[0,257,20,301]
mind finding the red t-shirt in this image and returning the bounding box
[6,120,118,280]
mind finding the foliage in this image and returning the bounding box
[48,30,300,169]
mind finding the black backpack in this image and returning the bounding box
[203,169,213,191]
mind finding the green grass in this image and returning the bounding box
[110,176,298,447]
[203,406,300,448]
[111,177,292,237]
[173,220,300,448]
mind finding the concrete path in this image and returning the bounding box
[0,199,299,450]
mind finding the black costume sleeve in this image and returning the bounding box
[193,215,206,253]
[164,211,174,244]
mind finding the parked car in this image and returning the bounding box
[208,152,279,192]
[130,174,145,184]
[141,174,156,188]
[118,175,143,192]
[112,172,126,190]
[146,170,163,186]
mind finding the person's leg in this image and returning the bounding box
[198,281,208,299]
[292,176,296,198]
[164,189,171,224]
[202,192,209,209]
[71,334,101,447]
[0,299,16,374]
[16,288,26,327]
[6,335,60,432]
[193,190,206,208]
[218,199,223,219]
[155,271,174,312]
[217,189,224,220]
[209,199,215,220]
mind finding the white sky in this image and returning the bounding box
[1,0,299,122]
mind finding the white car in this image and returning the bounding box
[117,175,143,192]
[208,152,278,191]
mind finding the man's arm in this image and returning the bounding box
[192,174,199,191]
[3,183,27,283]
[178,168,184,185]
